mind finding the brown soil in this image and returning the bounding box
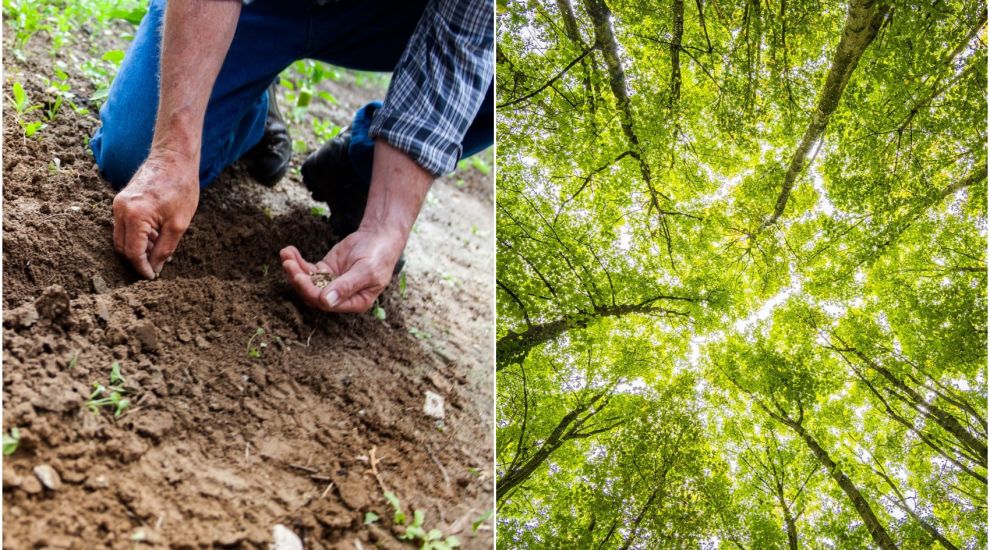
[2,30,494,550]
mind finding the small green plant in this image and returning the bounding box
[68,352,79,369]
[87,362,131,418]
[247,327,267,359]
[457,155,491,176]
[10,81,44,138]
[383,492,460,550]
[409,327,432,340]
[399,271,407,298]
[471,510,493,533]
[310,206,328,217]
[312,117,341,142]
[3,427,21,456]
[372,301,386,321]
[364,512,380,525]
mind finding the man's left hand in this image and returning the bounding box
[279,225,404,313]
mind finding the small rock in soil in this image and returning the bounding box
[84,474,109,490]
[177,328,193,343]
[96,298,111,323]
[35,285,71,321]
[423,391,445,419]
[195,335,211,349]
[91,274,109,294]
[272,524,303,550]
[33,464,61,490]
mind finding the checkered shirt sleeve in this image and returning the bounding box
[369,0,494,177]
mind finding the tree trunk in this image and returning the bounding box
[497,388,612,499]
[497,298,690,371]
[775,485,799,550]
[670,0,684,108]
[762,0,889,228]
[850,348,987,467]
[582,0,666,214]
[788,421,898,550]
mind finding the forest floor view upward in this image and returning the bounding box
[496,0,986,548]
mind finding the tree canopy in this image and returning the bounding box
[495,0,987,547]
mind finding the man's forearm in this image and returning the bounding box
[360,139,436,243]
[151,0,241,163]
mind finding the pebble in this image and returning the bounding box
[423,391,445,419]
[33,464,61,490]
[195,335,211,349]
[91,274,109,294]
[272,524,303,550]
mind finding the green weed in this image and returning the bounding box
[382,493,461,549]
[3,427,21,456]
[87,362,131,418]
[10,81,44,138]
[456,155,491,176]
[247,327,267,359]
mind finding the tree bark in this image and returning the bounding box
[555,0,598,115]
[787,420,898,550]
[582,0,667,215]
[762,0,889,229]
[497,297,691,371]
[847,347,987,467]
[775,484,799,550]
[670,0,684,108]
[497,388,617,499]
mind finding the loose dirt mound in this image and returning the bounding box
[2,41,494,549]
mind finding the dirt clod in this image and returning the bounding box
[19,476,42,495]
[35,285,70,321]
[126,319,158,353]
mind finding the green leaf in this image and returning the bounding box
[372,305,386,320]
[364,511,379,525]
[3,427,20,456]
[109,362,124,385]
[12,81,27,111]
[102,50,125,65]
[471,510,492,532]
[412,509,425,528]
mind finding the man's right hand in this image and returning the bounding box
[112,151,199,279]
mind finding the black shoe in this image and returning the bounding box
[301,127,406,275]
[242,82,292,187]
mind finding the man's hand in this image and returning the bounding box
[282,139,434,312]
[112,152,199,279]
[280,225,404,313]
[110,0,240,279]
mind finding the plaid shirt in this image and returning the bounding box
[369,0,493,176]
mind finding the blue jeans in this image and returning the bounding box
[90,0,494,190]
